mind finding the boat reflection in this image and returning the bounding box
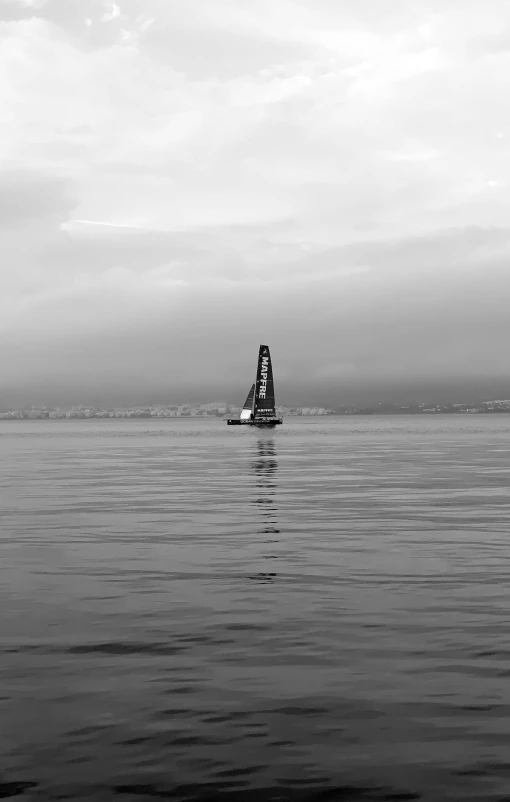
[248,436,280,583]
[251,435,280,537]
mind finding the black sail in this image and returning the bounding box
[253,344,276,418]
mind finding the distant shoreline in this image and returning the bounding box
[2,403,510,421]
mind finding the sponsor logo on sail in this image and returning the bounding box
[259,356,268,398]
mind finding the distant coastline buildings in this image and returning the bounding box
[0,403,332,420]
[1,400,510,420]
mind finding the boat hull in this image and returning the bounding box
[227,418,283,427]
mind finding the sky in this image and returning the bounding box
[1,0,510,407]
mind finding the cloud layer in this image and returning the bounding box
[1,0,510,405]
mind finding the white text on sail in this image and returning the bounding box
[259,356,268,398]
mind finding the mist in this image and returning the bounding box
[2,226,510,408]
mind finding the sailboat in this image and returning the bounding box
[227,345,283,427]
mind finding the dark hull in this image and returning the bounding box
[227,418,283,427]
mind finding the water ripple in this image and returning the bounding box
[3,417,510,801]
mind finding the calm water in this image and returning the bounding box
[2,416,510,801]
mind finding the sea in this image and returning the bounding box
[2,415,510,802]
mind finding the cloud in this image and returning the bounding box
[0,170,76,227]
[4,0,48,7]
[1,0,510,403]
[101,2,121,23]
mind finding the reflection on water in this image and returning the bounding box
[251,436,279,536]
[3,416,510,801]
[249,436,279,584]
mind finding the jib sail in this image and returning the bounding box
[240,383,255,420]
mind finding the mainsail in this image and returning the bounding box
[253,344,276,418]
[240,383,255,420]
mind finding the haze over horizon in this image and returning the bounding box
[2,0,510,407]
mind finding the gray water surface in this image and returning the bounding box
[2,416,510,801]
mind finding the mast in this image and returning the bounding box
[253,344,276,419]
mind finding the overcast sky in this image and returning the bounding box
[2,0,510,406]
